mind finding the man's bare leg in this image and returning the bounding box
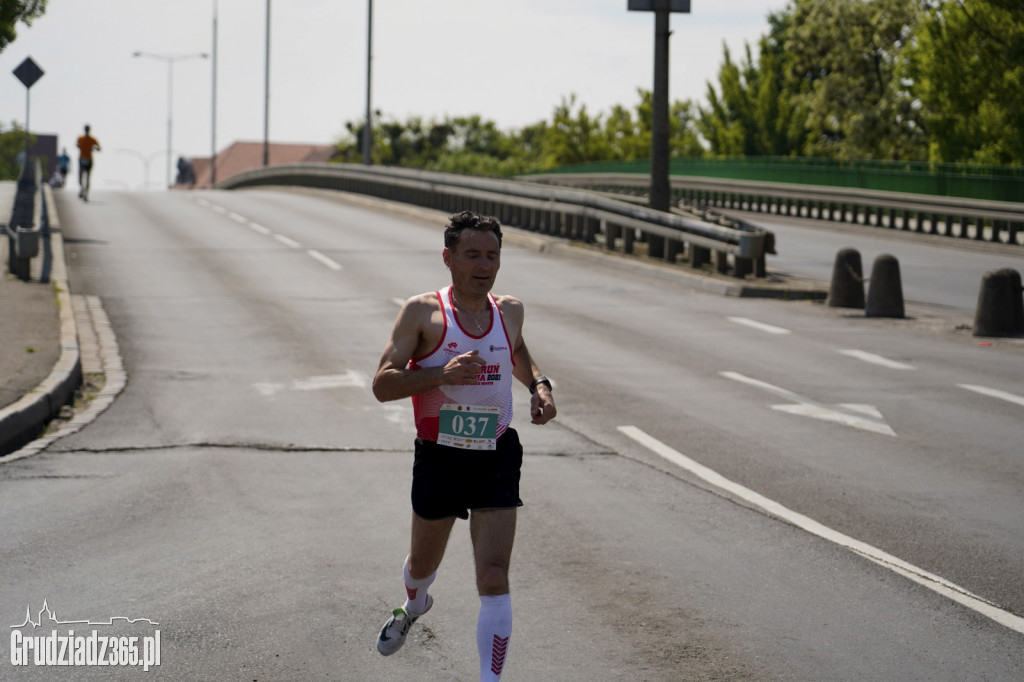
[377,513,456,656]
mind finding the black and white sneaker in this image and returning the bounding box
[376,595,432,656]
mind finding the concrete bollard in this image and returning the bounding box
[973,268,1024,337]
[827,248,865,309]
[865,254,905,318]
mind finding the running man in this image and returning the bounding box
[76,125,101,200]
[372,210,557,681]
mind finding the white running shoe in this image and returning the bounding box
[376,595,432,656]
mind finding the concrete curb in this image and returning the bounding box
[0,186,82,458]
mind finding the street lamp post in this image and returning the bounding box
[133,51,208,188]
[212,0,219,186]
[116,148,178,190]
[363,0,373,165]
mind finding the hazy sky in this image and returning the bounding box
[1,1,789,191]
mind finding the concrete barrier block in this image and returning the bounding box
[973,268,1024,337]
[827,248,865,309]
[866,254,905,318]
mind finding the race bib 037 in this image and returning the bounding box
[437,404,499,450]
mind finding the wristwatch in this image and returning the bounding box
[529,375,552,395]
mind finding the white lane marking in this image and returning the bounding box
[274,234,302,249]
[247,221,271,235]
[391,298,405,307]
[720,371,896,436]
[727,317,791,335]
[196,198,210,207]
[617,425,1024,636]
[839,349,915,370]
[228,211,248,224]
[308,249,343,271]
[253,371,368,397]
[210,204,227,214]
[958,384,1024,408]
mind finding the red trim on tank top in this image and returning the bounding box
[494,296,517,369]
[411,290,446,363]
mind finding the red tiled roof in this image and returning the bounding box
[186,141,337,189]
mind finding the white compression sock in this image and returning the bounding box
[402,557,436,616]
[476,593,512,681]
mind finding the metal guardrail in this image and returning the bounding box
[219,163,770,278]
[5,160,44,281]
[524,173,1024,247]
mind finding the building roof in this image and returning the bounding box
[186,141,337,189]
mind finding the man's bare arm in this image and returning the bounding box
[510,319,557,426]
[372,297,485,402]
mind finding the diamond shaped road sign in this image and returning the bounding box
[13,57,44,89]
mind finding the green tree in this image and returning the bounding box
[542,94,611,167]
[908,0,1024,164]
[785,0,926,160]
[0,122,33,181]
[1,1,47,53]
[697,26,808,158]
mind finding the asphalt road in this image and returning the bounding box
[1,188,1021,680]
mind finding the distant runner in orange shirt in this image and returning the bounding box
[76,124,101,201]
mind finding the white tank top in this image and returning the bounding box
[409,285,516,443]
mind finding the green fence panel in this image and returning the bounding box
[545,157,1024,203]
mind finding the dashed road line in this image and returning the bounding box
[247,221,271,235]
[308,250,342,271]
[838,349,915,370]
[727,316,790,335]
[958,384,1024,408]
[274,234,302,249]
[618,425,1024,636]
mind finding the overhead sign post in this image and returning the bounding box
[629,1,690,259]
[12,57,45,183]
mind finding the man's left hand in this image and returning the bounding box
[530,391,556,425]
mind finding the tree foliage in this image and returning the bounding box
[335,90,703,177]
[0,0,47,53]
[0,122,32,181]
[334,0,1024,173]
[908,0,1024,164]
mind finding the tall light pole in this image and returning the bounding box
[211,0,219,186]
[263,0,271,167]
[363,0,373,165]
[628,0,690,259]
[134,51,209,188]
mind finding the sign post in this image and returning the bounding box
[629,1,690,258]
[12,57,45,183]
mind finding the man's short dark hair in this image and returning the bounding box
[444,210,503,250]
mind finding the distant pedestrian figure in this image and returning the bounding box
[57,148,71,186]
[176,156,196,187]
[76,125,101,201]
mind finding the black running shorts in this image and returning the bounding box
[411,428,523,520]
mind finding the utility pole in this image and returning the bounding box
[363,0,374,165]
[211,0,219,186]
[629,1,689,258]
[263,0,271,167]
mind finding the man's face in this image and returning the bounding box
[444,229,501,296]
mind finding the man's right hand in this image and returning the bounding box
[443,351,486,385]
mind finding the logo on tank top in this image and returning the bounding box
[476,364,502,384]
